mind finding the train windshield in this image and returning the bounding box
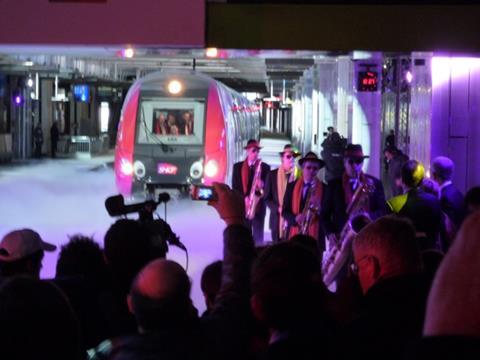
[136,98,205,145]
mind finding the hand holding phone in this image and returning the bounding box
[191,185,217,201]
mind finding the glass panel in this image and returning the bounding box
[137,97,205,145]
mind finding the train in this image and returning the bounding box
[114,71,261,195]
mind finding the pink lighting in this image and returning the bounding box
[406,71,413,83]
[122,47,135,58]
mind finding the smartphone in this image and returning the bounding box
[191,185,216,201]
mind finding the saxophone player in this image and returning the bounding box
[282,152,325,245]
[232,139,271,245]
[322,144,388,241]
[264,144,301,243]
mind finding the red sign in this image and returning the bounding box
[157,163,178,175]
[358,71,378,92]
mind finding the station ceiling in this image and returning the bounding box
[0,46,330,96]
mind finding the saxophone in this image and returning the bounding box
[299,181,319,235]
[246,160,263,220]
[322,178,374,288]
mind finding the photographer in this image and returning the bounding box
[89,183,255,360]
[321,131,346,183]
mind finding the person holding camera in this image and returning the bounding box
[90,183,256,360]
[232,139,271,245]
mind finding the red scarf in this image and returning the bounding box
[289,176,323,240]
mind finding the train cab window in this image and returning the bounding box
[137,98,205,145]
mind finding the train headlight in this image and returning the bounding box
[204,159,219,178]
[133,160,146,178]
[167,80,182,95]
[190,160,203,179]
[120,158,134,176]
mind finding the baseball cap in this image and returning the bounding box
[0,229,56,262]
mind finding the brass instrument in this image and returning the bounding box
[299,181,319,235]
[322,178,374,288]
[246,160,263,220]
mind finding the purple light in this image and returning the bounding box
[432,57,480,88]
[405,71,413,84]
[14,95,22,105]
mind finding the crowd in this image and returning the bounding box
[1,133,479,360]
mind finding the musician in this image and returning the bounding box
[282,152,325,247]
[322,144,387,238]
[264,144,301,243]
[232,139,271,245]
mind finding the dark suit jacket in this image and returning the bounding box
[321,174,387,234]
[340,274,430,360]
[282,180,300,227]
[398,188,443,247]
[440,183,465,229]
[265,168,281,231]
[232,161,270,197]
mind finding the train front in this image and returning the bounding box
[114,72,227,196]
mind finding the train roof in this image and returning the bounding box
[136,70,218,91]
[134,70,247,100]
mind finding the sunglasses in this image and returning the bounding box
[304,166,319,171]
[283,154,294,159]
[251,148,259,153]
[348,158,363,165]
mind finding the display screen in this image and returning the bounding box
[73,85,90,102]
[357,71,378,92]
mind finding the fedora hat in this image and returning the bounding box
[344,144,369,159]
[279,144,301,157]
[298,151,326,168]
[244,139,262,150]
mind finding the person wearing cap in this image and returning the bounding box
[322,144,387,239]
[282,151,325,246]
[0,228,56,278]
[232,139,271,245]
[388,160,443,251]
[264,144,301,242]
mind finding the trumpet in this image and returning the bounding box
[246,160,264,220]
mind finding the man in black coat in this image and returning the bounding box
[388,160,443,251]
[321,144,387,237]
[384,146,409,198]
[340,216,429,360]
[264,144,301,243]
[431,156,466,230]
[50,121,60,158]
[232,139,270,245]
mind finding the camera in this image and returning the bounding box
[191,185,216,201]
[105,192,185,255]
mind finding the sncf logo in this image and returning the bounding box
[157,163,178,175]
